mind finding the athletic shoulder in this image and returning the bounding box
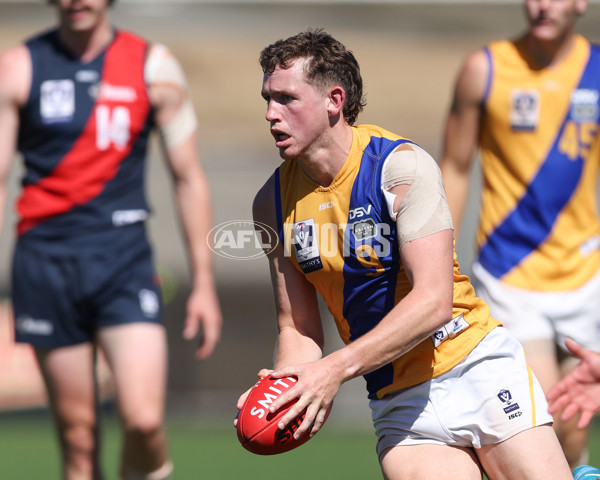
[458,47,489,85]
[145,42,186,82]
[0,43,31,106]
[144,40,197,148]
[383,143,441,192]
[451,46,490,108]
[383,143,453,244]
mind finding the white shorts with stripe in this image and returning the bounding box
[370,326,551,458]
[471,261,600,352]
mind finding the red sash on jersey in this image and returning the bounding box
[17,31,151,235]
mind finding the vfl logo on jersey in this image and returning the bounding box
[497,388,522,417]
[293,219,323,274]
[40,79,75,124]
[570,89,600,123]
[510,89,539,131]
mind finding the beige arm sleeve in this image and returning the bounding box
[381,144,453,247]
[145,43,198,149]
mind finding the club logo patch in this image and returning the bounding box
[139,289,160,317]
[352,218,377,241]
[570,88,599,123]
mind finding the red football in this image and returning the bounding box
[236,375,332,455]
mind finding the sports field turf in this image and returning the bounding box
[1,409,599,479]
[0,408,381,479]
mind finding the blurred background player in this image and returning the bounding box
[0,0,222,478]
[548,338,600,431]
[237,29,573,480]
[549,341,600,480]
[439,0,600,468]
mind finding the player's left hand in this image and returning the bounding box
[182,282,222,360]
[268,359,340,439]
[233,368,274,428]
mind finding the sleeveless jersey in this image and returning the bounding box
[17,29,153,250]
[275,124,499,399]
[477,35,600,291]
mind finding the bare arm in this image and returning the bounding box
[254,175,324,369]
[148,45,222,360]
[439,49,489,241]
[233,175,326,424]
[0,45,30,239]
[328,228,454,378]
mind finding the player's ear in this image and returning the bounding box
[326,85,345,118]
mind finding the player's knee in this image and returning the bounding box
[123,412,164,444]
[562,439,589,469]
[555,416,588,468]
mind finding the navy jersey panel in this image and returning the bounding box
[343,137,408,398]
[19,30,95,183]
[17,29,154,249]
[342,137,406,339]
[12,224,164,348]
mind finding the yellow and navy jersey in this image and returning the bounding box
[477,35,600,291]
[275,124,499,399]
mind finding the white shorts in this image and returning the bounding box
[471,261,600,353]
[370,327,552,458]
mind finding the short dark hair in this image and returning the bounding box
[259,29,366,125]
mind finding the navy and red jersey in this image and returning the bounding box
[17,28,154,252]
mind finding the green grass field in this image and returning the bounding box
[0,408,380,479]
[1,409,598,479]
